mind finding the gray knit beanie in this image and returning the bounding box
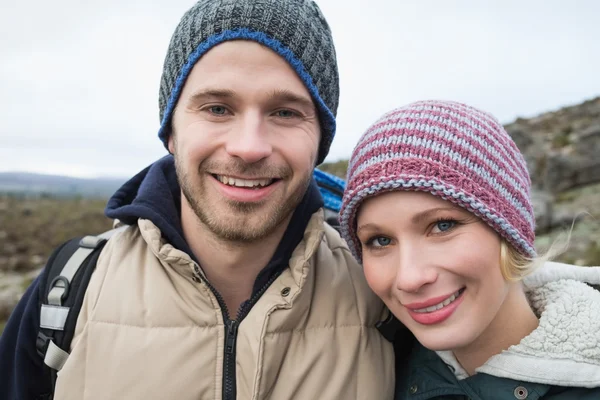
[158,0,339,165]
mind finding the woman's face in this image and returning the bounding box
[356,191,510,351]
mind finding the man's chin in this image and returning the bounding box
[207,219,278,243]
[194,203,284,241]
[185,181,304,242]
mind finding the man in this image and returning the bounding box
[0,0,395,399]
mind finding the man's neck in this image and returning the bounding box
[180,203,291,317]
[452,283,539,376]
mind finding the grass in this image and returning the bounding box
[556,190,578,203]
[0,194,112,271]
[318,159,349,179]
[585,242,600,266]
[0,194,113,335]
[20,276,35,292]
[551,130,572,148]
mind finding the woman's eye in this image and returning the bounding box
[370,236,391,247]
[432,220,456,233]
[208,106,228,115]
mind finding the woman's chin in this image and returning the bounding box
[410,326,473,352]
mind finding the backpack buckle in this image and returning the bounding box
[79,235,107,249]
[49,276,71,302]
[36,332,51,358]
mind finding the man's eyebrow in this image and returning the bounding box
[266,89,315,111]
[186,88,316,112]
[188,88,237,105]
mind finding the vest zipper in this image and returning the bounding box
[223,319,238,400]
[194,265,283,400]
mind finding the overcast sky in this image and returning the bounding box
[1,0,599,178]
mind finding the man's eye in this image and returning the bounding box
[275,109,297,118]
[432,220,456,233]
[208,106,228,115]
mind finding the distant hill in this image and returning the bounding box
[0,172,126,198]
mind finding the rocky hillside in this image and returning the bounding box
[504,97,600,265]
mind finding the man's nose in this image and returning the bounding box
[225,113,272,164]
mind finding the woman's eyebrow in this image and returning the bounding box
[411,206,461,225]
[356,222,381,236]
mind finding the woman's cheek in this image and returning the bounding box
[362,257,394,298]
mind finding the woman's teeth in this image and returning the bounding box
[412,289,463,313]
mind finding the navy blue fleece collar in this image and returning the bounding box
[105,155,193,260]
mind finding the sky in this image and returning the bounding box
[1,0,599,178]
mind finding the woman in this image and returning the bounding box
[339,100,600,399]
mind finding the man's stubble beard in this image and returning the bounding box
[174,153,310,243]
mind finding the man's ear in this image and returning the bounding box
[167,132,175,155]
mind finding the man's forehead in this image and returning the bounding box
[180,41,314,102]
[192,40,281,64]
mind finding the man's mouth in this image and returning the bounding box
[213,174,277,189]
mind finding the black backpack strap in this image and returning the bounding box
[376,309,404,343]
[36,226,127,389]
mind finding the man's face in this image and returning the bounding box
[169,40,320,243]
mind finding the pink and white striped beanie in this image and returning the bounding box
[340,100,535,261]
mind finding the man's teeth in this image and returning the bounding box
[413,290,462,313]
[217,175,273,188]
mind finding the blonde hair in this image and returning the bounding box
[499,222,574,281]
[499,241,537,281]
